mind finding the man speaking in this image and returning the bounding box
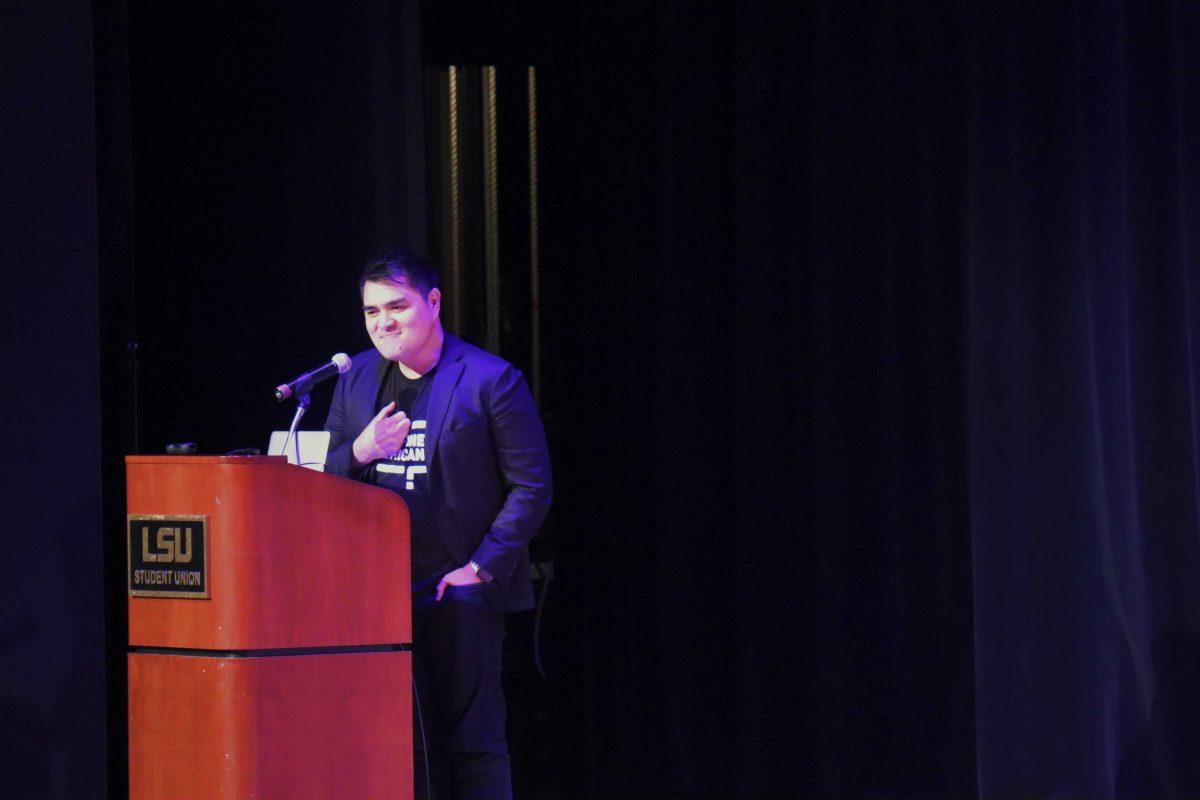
[324,249,552,799]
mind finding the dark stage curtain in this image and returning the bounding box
[969,2,1200,798]
[538,2,974,797]
[124,0,427,456]
[529,1,1200,797]
[0,2,107,796]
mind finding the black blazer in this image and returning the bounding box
[324,334,552,611]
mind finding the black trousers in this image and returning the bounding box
[412,583,511,800]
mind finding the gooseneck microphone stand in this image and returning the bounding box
[281,393,311,466]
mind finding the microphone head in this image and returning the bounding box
[332,353,352,373]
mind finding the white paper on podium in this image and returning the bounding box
[267,430,331,471]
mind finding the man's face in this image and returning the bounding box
[362,277,442,365]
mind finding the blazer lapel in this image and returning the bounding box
[362,350,391,430]
[424,335,466,481]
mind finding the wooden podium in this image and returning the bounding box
[125,455,413,799]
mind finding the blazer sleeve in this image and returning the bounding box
[469,365,553,583]
[324,372,362,479]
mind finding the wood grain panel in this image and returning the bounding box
[129,651,413,800]
[127,456,411,649]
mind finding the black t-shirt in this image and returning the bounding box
[373,362,456,591]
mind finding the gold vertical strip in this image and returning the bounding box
[482,65,501,354]
[448,66,463,332]
[527,66,542,405]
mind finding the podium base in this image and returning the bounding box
[129,650,413,800]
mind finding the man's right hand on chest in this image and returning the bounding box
[351,401,412,467]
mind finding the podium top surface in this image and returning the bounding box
[126,455,287,465]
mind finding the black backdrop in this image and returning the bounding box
[0,2,106,796]
[6,0,1200,798]
[441,1,1200,797]
[126,0,427,454]
[519,2,977,796]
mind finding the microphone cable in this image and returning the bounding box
[412,674,432,800]
[533,558,554,681]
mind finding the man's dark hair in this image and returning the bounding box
[359,248,439,297]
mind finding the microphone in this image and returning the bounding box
[274,353,351,401]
